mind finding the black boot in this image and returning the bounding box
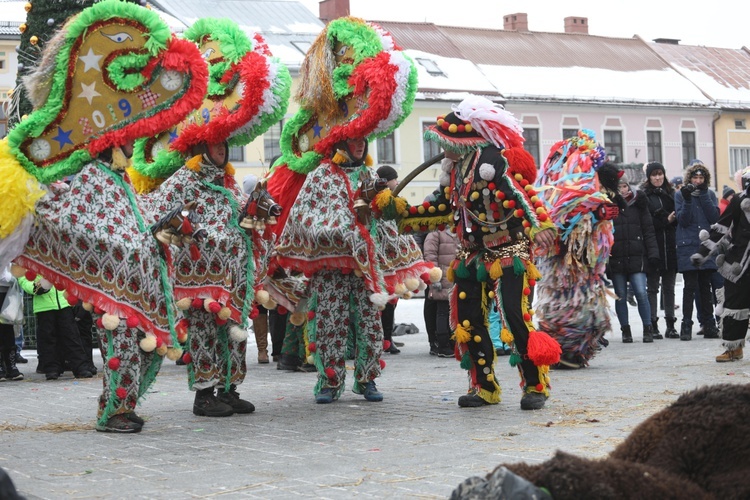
[651,320,663,340]
[276,354,301,371]
[216,384,255,413]
[14,346,28,363]
[703,322,720,339]
[1,349,23,381]
[664,318,679,338]
[680,321,692,341]
[621,325,633,343]
[435,331,454,358]
[193,387,234,417]
[643,325,654,343]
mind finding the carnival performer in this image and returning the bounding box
[265,17,429,404]
[132,18,290,417]
[374,95,559,410]
[533,131,623,368]
[0,0,208,432]
[691,166,750,362]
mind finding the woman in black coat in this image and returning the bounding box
[607,180,660,343]
[640,162,678,339]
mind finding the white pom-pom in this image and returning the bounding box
[439,172,451,187]
[166,347,182,361]
[306,354,315,365]
[102,313,120,331]
[290,311,306,326]
[418,281,427,291]
[176,298,192,310]
[394,283,407,296]
[404,277,420,291]
[440,157,454,173]
[10,265,26,278]
[478,163,495,181]
[218,307,232,320]
[369,292,390,307]
[156,344,169,356]
[699,229,710,242]
[265,298,277,310]
[255,289,270,306]
[429,267,443,283]
[82,302,94,312]
[140,335,157,352]
[402,291,413,300]
[39,278,52,291]
[229,325,248,342]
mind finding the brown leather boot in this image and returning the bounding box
[716,345,743,363]
[253,317,269,363]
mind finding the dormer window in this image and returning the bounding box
[416,58,445,77]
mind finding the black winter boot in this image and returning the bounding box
[680,321,692,341]
[621,325,633,343]
[703,323,720,339]
[651,320,663,340]
[216,384,255,413]
[1,349,23,381]
[643,325,654,343]
[664,318,679,338]
[193,387,234,417]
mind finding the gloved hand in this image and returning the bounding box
[431,281,443,292]
[690,252,708,268]
[648,257,661,271]
[595,203,619,221]
[681,184,695,201]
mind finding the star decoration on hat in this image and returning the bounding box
[78,81,101,105]
[312,121,323,138]
[52,126,74,149]
[79,48,102,73]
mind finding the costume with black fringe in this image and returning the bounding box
[533,130,621,368]
[373,95,560,407]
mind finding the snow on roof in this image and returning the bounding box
[405,49,498,96]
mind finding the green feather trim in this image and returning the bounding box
[456,259,470,279]
[326,18,383,63]
[278,108,324,175]
[130,140,185,180]
[332,64,354,99]
[476,262,489,282]
[185,18,252,65]
[513,255,526,276]
[460,351,472,370]
[509,352,521,367]
[108,53,150,91]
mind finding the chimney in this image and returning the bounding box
[503,13,529,32]
[319,0,350,23]
[564,16,588,34]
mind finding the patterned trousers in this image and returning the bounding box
[187,308,247,391]
[308,270,383,398]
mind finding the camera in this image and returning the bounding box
[684,183,696,193]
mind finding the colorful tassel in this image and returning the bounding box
[476,262,489,282]
[454,324,472,344]
[489,259,503,279]
[456,259,470,279]
[460,351,472,370]
[500,327,514,345]
[526,330,562,366]
[509,352,521,367]
[513,255,526,276]
[446,265,455,283]
[526,260,542,281]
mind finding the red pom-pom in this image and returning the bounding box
[507,200,516,209]
[420,273,430,283]
[538,213,548,222]
[216,318,228,326]
[419,225,428,232]
[379,359,386,369]
[125,316,140,328]
[308,342,317,352]
[94,307,105,315]
[520,179,529,187]
[66,294,78,305]
[523,313,531,322]
[535,383,545,392]
[277,305,288,315]
[527,330,561,366]
[515,209,525,218]
[307,310,316,321]
[189,243,201,262]
[422,201,431,209]
[95,317,104,329]
[409,206,418,215]
[495,191,505,200]
[437,224,446,230]
[383,340,391,350]
[208,301,222,314]
[529,279,536,286]
[24,271,37,281]
[182,353,192,364]
[115,387,127,400]
[441,120,450,130]
[324,367,336,380]
[488,182,496,190]
[457,124,465,133]
[403,225,412,233]
[156,337,164,348]
[177,318,189,335]
[523,287,531,296]
[249,306,260,320]
[504,147,538,184]
[191,298,203,309]
[107,357,121,370]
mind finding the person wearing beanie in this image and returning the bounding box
[720,185,736,214]
[641,162,678,338]
[675,159,720,340]
[376,165,399,190]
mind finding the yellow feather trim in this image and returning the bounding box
[365,154,373,167]
[446,265,455,283]
[0,138,45,238]
[186,155,202,172]
[398,214,453,232]
[500,328,514,345]
[454,324,472,344]
[527,260,542,281]
[225,162,235,176]
[332,151,347,164]
[373,189,393,211]
[126,167,164,194]
[489,259,503,280]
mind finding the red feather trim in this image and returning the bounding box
[526,330,562,366]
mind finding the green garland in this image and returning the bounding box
[107,53,151,91]
[278,108,323,175]
[327,18,383,63]
[185,18,252,65]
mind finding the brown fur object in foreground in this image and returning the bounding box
[453,384,750,499]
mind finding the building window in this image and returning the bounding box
[415,58,445,77]
[422,122,442,162]
[681,131,696,168]
[562,128,578,140]
[523,128,540,168]
[603,130,623,163]
[376,132,396,164]
[647,130,662,163]
[735,119,746,130]
[263,120,283,164]
[228,145,244,163]
[729,147,750,176]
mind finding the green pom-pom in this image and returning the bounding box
[456,259,470,279]
[509,352,521,367]
[460,351,472,370]
[513,255,526,276]
[476,262,489,282]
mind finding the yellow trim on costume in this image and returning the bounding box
[454,323,472,344]
[489,259,503,279]
[225,162,235,176]
[526,260,542,281]
[478,386,501,404]
[332,151,347,164]
[186,154,202,172]
[0,138,46,238]
[126,166,164,194]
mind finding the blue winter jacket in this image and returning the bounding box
[674,188,719,272]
